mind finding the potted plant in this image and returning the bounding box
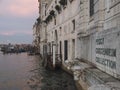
[55,5,61,13]
[59,0,67,6]
[50,10,55,16]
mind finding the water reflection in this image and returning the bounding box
[0,53,77,90]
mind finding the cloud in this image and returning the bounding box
[0,30,32,36]
[0,32,15,36]
[0,0,38,17]
[0,0,38,44]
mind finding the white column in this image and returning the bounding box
[70,39,72,61]
[75,38,78,58]
[53,45,56,68]
[106,0,110,12]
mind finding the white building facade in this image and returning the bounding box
[37,0,120,90]
[75,0,120,90]
[44,0,79,64]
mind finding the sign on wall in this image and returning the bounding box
[95,27,120,76]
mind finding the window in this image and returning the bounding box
[45,4,47,16]
[45,10,46,16]
[64,40,68,60]
[54,18,56,25]
[72,19,75,31]
[55,0,57,4]
[106,0,110,12]
[90,0,94,16]
[59,27,62,36]
[69,0,74,3]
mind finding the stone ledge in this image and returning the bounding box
[64,59,120,90]
[79,64,120,90]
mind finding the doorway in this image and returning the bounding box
[72,39,75,60]
[59,41,62,60]
[64,40,68,61]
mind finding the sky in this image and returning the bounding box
[0,0,39,44]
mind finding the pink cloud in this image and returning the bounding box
[0,32,15,36]
[0,30,32,36]
[1,0,38,17]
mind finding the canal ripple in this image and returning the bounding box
[0,53,77,90]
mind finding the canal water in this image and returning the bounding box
[0,52,77,90]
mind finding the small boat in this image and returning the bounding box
[27,51,34,55]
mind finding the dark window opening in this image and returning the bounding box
[69,0,74,3]
[60,41,62,59]
[45,10,46,16]
[64,40,68,60]
[55,0,57,4]
[60,27,62,36]
[90,0,94,16]
[54,18,56,25]
[72,19,75,31]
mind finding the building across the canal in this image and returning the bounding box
[33,0,120,90]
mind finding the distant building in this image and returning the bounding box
[34,0,120,90]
